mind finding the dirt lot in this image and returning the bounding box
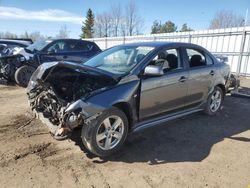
[0,80,250,188]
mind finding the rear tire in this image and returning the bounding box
[205,86,223,116]
[15,65,35,87]
[81,107,128,157]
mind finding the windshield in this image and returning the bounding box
[84,45,154,74]
[26,40,52,52]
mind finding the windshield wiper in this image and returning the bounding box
[25,48,32,53]
[94,64,103,68]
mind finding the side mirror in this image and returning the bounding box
[144,65,164,76]
[47,49,56,54]
[215,55,228,63]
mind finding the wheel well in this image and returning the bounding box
[113,102,133,130]
[216,84,226,96]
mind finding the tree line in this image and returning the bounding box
[0,25,71,41]
[151,21,193,34]
[0,31,47,42]
[81,5,247,39]
[0,6,247,41]
[81,1,143,38]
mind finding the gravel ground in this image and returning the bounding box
[0,79,249,188]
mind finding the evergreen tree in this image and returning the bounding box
[80,9,95,38]
[161,21,177,33]
[180,23,193,32]
[150,20,177,34]
[151,20,162,34]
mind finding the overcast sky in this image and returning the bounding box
[0,0,249,38]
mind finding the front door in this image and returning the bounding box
[139,48,189,120]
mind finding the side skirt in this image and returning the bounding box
[131,108,203,133]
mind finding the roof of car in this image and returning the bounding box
[47,38,95,43]
[121,41,202,48]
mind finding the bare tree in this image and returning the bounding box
[103,12,112,37]
[94,12,112,37]
[135,17,144,35]
[93,1,143,37]
[0,31,47,41]
[19,31,29,39]
[29,32,46,41]
[94,14,104,37]
[0,31,17,39]
[126,1,137,36]
[119,17,127,36]
[57,25,70,39]
[125,1,139,36]
[110,3,122,37]
[209,10,245,29]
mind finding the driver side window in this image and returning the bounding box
[150,48,182,73]
[47,41,67,53]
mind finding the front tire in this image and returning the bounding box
[81,107,128,157]
[15,65,35,87]
[205,86,223,115]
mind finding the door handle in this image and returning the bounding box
[210,70,215,76]
[179,76,187,82]
[63,55,68,59]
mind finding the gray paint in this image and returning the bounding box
[27,42,230,132]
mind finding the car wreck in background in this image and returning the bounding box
[27,42,231,157]
[0,39,101,87]
[0,44,9,57]
[0,39,32,57]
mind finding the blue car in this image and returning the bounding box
[0,39,101,87]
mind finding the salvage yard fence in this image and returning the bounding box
[86,26,250,76]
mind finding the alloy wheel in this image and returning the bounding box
[210,90,222,112]
[96,115,124,150]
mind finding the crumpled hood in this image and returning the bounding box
[30,61,118,81]
[27,61,118,94]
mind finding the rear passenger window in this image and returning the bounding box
[186,48,212,68]
[73,41,93,52]
[47,41,67,53]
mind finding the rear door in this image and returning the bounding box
[184,48,215,106]
[139,47,189,120]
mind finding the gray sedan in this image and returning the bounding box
[27,42,231,157]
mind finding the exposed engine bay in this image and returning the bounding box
[45,67,111,101]
[28,65,116,133]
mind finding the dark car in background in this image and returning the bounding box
[27,42,231,157]
[0,39,101,87]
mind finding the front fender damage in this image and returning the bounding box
[27,61,141,140]
[27,61,117,139]
[28,82,105,138]
[64,99,105,127]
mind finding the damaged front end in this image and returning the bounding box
[0,54,26,81]
[27,62,116,138]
